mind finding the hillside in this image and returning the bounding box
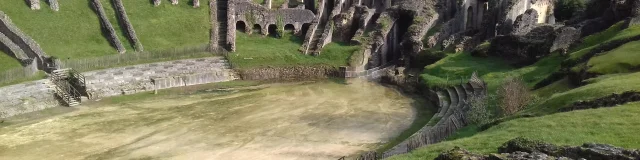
[389,19,640,159]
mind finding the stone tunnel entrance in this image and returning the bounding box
[236,21,246,32]
[387,14,413,66]
[252,24,261,34]
[268,24,278,37]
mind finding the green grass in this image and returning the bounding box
[571,21,625,52]
[388,102,640,160]
[569,24,640,61]
[122,0,210,52]
[0,51,22,72]
[528,71,640,114]
[420,53,564,92]
[228,32,358,69]
[587,41,640,74]
[0,0,116,60]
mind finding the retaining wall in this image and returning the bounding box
[0,11,49,67]
[0,79,57,119]
[238,65,340,81]
[83,56,237,98]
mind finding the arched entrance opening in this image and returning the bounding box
[300,23,312,37]
[253,24,262,34]
[268,24,279,37]
[466,6,474,29]
[236,21,246,32]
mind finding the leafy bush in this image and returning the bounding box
[497,77,531,116]
[554,0,585,21]
[467,94,495,124]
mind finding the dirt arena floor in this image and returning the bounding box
[0,80,420,160]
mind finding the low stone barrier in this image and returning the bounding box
[83,57,236,98]
[0,79,57,119]
[49,0,60,11]
[237,65,340,81]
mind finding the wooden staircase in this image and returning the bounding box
[49,68,87,107]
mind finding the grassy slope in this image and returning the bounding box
[587,41,640,74]
[420,53,564,92]
[228,32,358,69]
[122,0,210,52]
[388,102,640,160]
[0,1,116,59]
[569,23,640,61]
[528,71,640,114]
[0,51,22,71]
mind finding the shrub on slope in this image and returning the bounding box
[388,102,640,160]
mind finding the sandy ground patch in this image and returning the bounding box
[0,80,418,160]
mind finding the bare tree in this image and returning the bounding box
[497,77,531,116]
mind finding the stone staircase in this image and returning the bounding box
[308,25,326,54]
[48,68,87,106]
[368,73,487,159]
[216,0,229,49]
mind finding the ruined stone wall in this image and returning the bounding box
[237,65,341,81]
[0,79,58,119]
[83,57,237,98]
[0,11,49,68]
[0,32,29,61]
[112,0,144,52]
[29,0,40,10]
[49,0,60,11]
[531,0,553,23]
[233,1,315,35]
[91,0,126,54]
[300,0,327,54]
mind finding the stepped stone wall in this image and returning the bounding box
[112,0,144,52]
[0,79,57,119]
[0,11,49,68]
[83,57,237,98]
[91,0,126,54]
[0,32,29,61]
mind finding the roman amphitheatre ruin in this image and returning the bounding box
[1,0,640,159]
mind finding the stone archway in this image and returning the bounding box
[236,21,247,32]
[253,24,262,34]
[268,24,278,37]
[284,24,295,33]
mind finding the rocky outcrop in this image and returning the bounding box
[489,25,557,66]
[511,9,539,35]
[91,0,126,54]
[112,0,144,52]
[437,138,640,160]
[561,91,640,112]
[550,26,580,54]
